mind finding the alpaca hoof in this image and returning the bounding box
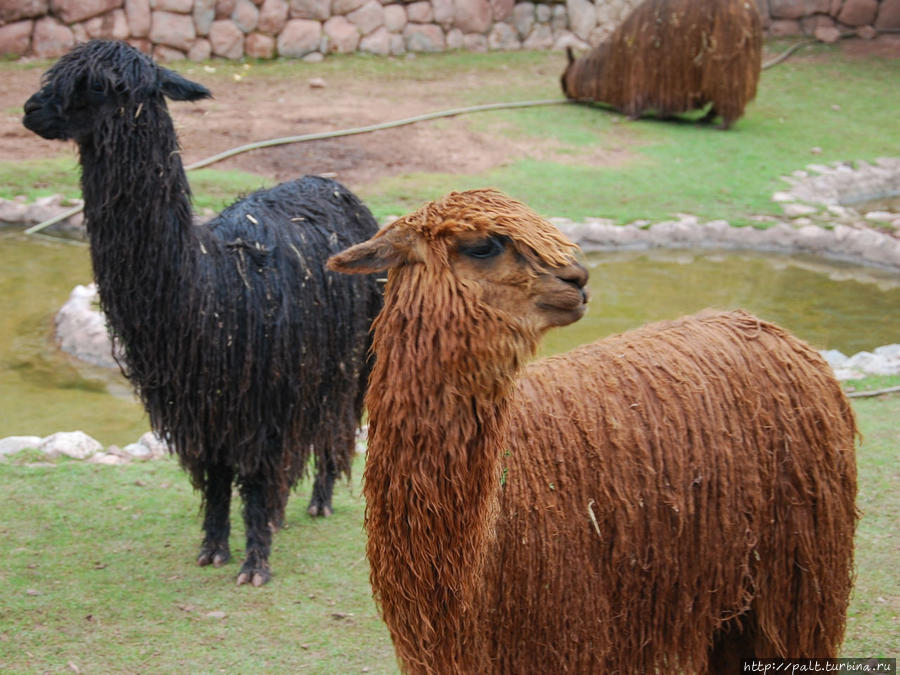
[236,563,271,587]
[198,542,230,568]
[307,503,333,517]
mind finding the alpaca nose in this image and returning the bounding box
[23,96,40,115]
[558,263,590,301]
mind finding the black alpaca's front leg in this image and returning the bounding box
[307,452,337,517]
[197,464,233,568]
[237,476,276,586]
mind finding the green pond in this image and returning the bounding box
[2,230,899,447]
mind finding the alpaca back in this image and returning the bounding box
[139,176,381,487]
[485,310,857,672]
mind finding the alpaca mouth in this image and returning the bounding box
[537,293,589,326]
[22,95,70,141]
[22,107,62,140]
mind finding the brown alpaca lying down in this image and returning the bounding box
[329,188,858,674]
[561,0,763,129]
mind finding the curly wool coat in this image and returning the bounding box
[330,190,858,673]
[23,40,382,584]
[561,0,763,128]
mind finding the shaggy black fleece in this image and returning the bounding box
[23,40,382,585]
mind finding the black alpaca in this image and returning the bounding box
[23,40,382,586]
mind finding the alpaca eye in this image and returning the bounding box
[460,235,507,260]
[85,80,108,104]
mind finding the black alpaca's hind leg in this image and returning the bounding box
[197,464,234,568]
[236,476,276,586]
[308,453,337,517]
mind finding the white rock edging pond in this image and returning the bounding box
[550,214,900,271]
[0,431,168,464]
[0,428,369,465]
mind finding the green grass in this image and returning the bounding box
[0,452,397,673]
[361,48,900,223]
[0,159,272,214]
[0,158,83,203]
[843,394,900,657]
[188,167,282,213]
[844,374,900,393]
[1,391,896,671]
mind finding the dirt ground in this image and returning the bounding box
[2,52,578,191]
[3,38,898,192]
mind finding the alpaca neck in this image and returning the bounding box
[77,105,196,337]
[363,274,530,671]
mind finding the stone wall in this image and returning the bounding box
[0,0,898,61]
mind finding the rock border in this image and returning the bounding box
[0,430,168,465]
[3,0,900,62]
[0,427,370,464]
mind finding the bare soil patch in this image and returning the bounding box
[2,53,620,191]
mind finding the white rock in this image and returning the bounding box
[123,442,152,459]
[136,431,169,459]
[865,211,895,222]
[89,452,129,465]
[820,349,848,369]
[845,351,900,376]
[0,199,29,224]
[0,436,43,456]
[826,205,851,218]
[831,367,865,381]
[55,283,120,369]
[782,203,818,217]
[40,431,103,460]
[874,344,900,359]
[793,225,831,250]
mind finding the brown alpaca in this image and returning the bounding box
[328,189,858,674]
[561,0,763,129]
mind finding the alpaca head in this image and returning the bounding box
[329,189,588,371]
[560,47,577,98]
[23,40,210,144]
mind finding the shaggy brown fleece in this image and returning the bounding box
[561,0,763,128]
[330,190,858,674]
[488,311,858,673]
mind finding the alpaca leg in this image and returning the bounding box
[706,103,737,130]
[197,464,233,568]
[236,475,276,586]
[700,105,718,125]
[706,614,758,675]
[307,452,336,517]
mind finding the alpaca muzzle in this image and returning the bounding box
[22,92,68,141]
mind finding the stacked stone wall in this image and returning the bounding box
[1,0,898,61]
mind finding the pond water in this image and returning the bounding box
[542,249,900,359]
[2,231,899,447]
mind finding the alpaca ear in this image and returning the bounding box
[159,68,212,102]
[328,230,416,274]
[566,46,575,65]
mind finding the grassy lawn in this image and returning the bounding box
[0,452,397,674]
[363,46,900,223]
[1,391,896,672]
